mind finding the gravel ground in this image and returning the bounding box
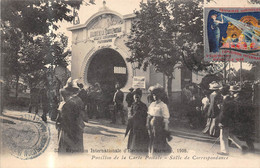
[1,109,260,168]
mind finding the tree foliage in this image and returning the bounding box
[126,1,179,77]
[1,0,84,36]
[19,34,71,88]
[126,0,204,96]
[1,0,94,96]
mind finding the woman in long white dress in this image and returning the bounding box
[147,88,172,156]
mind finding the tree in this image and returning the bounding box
[19,33,71,89]
[1,0,87,36]
[126,0,204,100]
[1,0,94,97]
[1,26,23,98]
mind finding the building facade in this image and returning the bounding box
[67,5,201,103]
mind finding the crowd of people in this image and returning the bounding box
[209,81,256,155]
[51,78,172,156]
[183,80,257,155]
[27,76,258,156]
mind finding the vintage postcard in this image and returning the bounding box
[1,0,260,168]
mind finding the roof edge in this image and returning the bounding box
[67,11,135,31]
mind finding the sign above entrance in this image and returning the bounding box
[88,14,125,47]
[132,76,146,89]
[114,67,126,74]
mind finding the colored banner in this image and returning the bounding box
[204,8,260,62]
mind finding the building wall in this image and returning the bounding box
[68,8,191,104]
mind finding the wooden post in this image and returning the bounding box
[240,59,242,87]
[223,54,227,84]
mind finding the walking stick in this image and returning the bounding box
[209,136,220,151]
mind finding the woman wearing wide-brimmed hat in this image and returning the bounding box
[58,79,85,153]
[202,81,222,137]
[146,87,172,156]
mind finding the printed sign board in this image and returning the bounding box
[132,76,146,88]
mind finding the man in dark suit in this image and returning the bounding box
[28,87,40,114]
[125,87,134,119]
[217,85,234,155]
[111,83,125,124]
[217,85,247,156]
[77,82,89,122]
[40,86,49,123]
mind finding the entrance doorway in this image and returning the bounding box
[86,48,128,107]
[87,48,128,89]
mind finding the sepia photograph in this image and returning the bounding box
[0,0,260,168]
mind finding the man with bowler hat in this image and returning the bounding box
[126,87,134,118]
[111,83,125,124]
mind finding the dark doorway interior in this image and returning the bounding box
[86,48,128,112]
[87,48,128,89]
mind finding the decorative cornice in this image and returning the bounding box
[67,11,135,31]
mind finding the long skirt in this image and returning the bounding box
[127,127,149,154]
[148,116,172,156]
[58,130,84,153]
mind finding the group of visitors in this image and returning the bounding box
[30,75,256,156]
[28,83,59,123]
[181,80,256,155]
[201,81,255,155]
[54,77,173,156]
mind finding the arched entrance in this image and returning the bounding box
[85,48,128,104]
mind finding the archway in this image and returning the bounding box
[86,48,128,104]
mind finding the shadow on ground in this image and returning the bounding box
[83,119,125,137]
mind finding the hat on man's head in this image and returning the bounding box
[148,86,155,92]
[209,81,221,90]
[115,83,120,89]
[64,78,80,93]
[133,88,142,97]
[76,78,84,89]
[129,87,134,91]
[229,85,241,92]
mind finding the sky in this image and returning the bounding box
[58,0,257,39]
[57,0,257,71]
[57,0,142,41]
